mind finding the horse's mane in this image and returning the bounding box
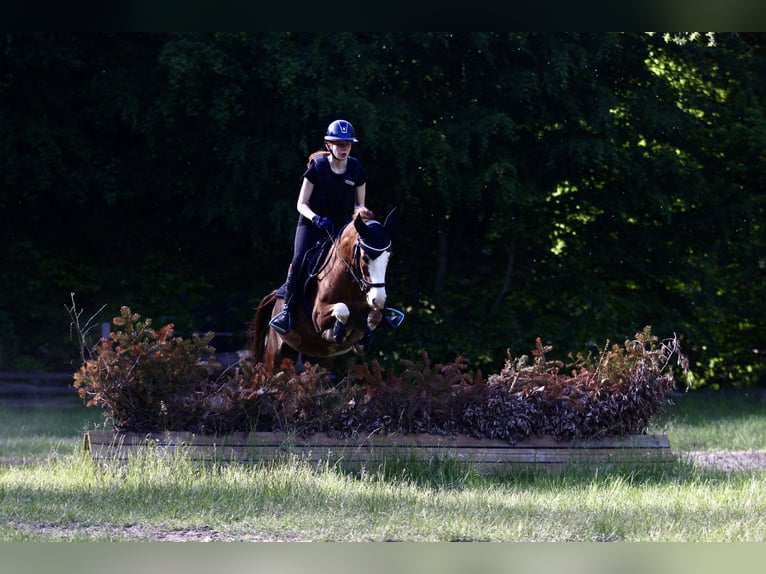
[354,206,375,222]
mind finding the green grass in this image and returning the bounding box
[0,404,106,458]
[649,390,766,451]
[1,391,766,542]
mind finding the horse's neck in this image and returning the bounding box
[332,232,355,264]
[320,232,357,281]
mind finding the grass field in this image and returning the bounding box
[651,390,766,450]
[1,390,766,542]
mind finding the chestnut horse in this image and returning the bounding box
[251,208,394,374]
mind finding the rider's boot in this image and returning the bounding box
[269,273,295,334]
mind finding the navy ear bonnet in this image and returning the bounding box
[357,220,391,260]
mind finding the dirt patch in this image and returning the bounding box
[0,456,40,466]
[684,450,766,472]
[7,520,300,542]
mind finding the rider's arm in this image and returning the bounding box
[354,182,366,210]
[296,178,317,220]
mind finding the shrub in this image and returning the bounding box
[73,306,225,432]
[73,306,688,441]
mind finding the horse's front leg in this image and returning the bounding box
[318,302,350,344]
[353,309,383,355]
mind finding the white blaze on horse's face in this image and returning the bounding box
[354,215,393,312]
[366,250,389,311]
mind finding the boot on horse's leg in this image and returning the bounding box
[355,309,382,354]
[269,271,295,334]
[358,328,375,354]
[332,320,347,344]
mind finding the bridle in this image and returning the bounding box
[329,228,390,293]
[349,237,390,290]
[306,212,404,330]
[313,216,391,294]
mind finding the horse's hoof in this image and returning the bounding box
[332,321,347,344]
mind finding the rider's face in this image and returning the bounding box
[329,141,352,157]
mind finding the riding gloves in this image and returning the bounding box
[312,215,334,234]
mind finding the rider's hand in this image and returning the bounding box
[312,215,334,234]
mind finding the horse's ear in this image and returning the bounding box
[383,207,398,231]
[354,212,367,235]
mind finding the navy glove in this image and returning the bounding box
[312,215,334,234]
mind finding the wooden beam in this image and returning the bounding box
[84,431,674,472]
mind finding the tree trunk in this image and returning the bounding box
[490,231,516,314]
[434,222,448,309]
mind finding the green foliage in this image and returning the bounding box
[73,307,686,443]
[2,33,764,389]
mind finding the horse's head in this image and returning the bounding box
[339,209,394,311]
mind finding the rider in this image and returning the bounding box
[269,119,368,335]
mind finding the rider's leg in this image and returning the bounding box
[269,266,295,334]
[269,223,320,335]
[270,223,314,334]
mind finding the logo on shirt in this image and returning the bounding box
[344,179,355,186]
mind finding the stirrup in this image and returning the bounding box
[382,307,405,328]
[269,309,291,334]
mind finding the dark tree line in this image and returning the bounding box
[2,32,764,388]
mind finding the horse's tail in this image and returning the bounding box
[251,290,278,364]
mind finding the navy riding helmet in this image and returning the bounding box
[324,119,359,143]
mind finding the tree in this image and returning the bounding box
[2,32,765,390]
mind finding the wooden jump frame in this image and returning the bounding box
[0,371,79,407]
[83,431,674,472]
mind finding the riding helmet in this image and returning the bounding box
[324,119,359,143]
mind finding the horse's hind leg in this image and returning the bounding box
[295,352,305,374]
